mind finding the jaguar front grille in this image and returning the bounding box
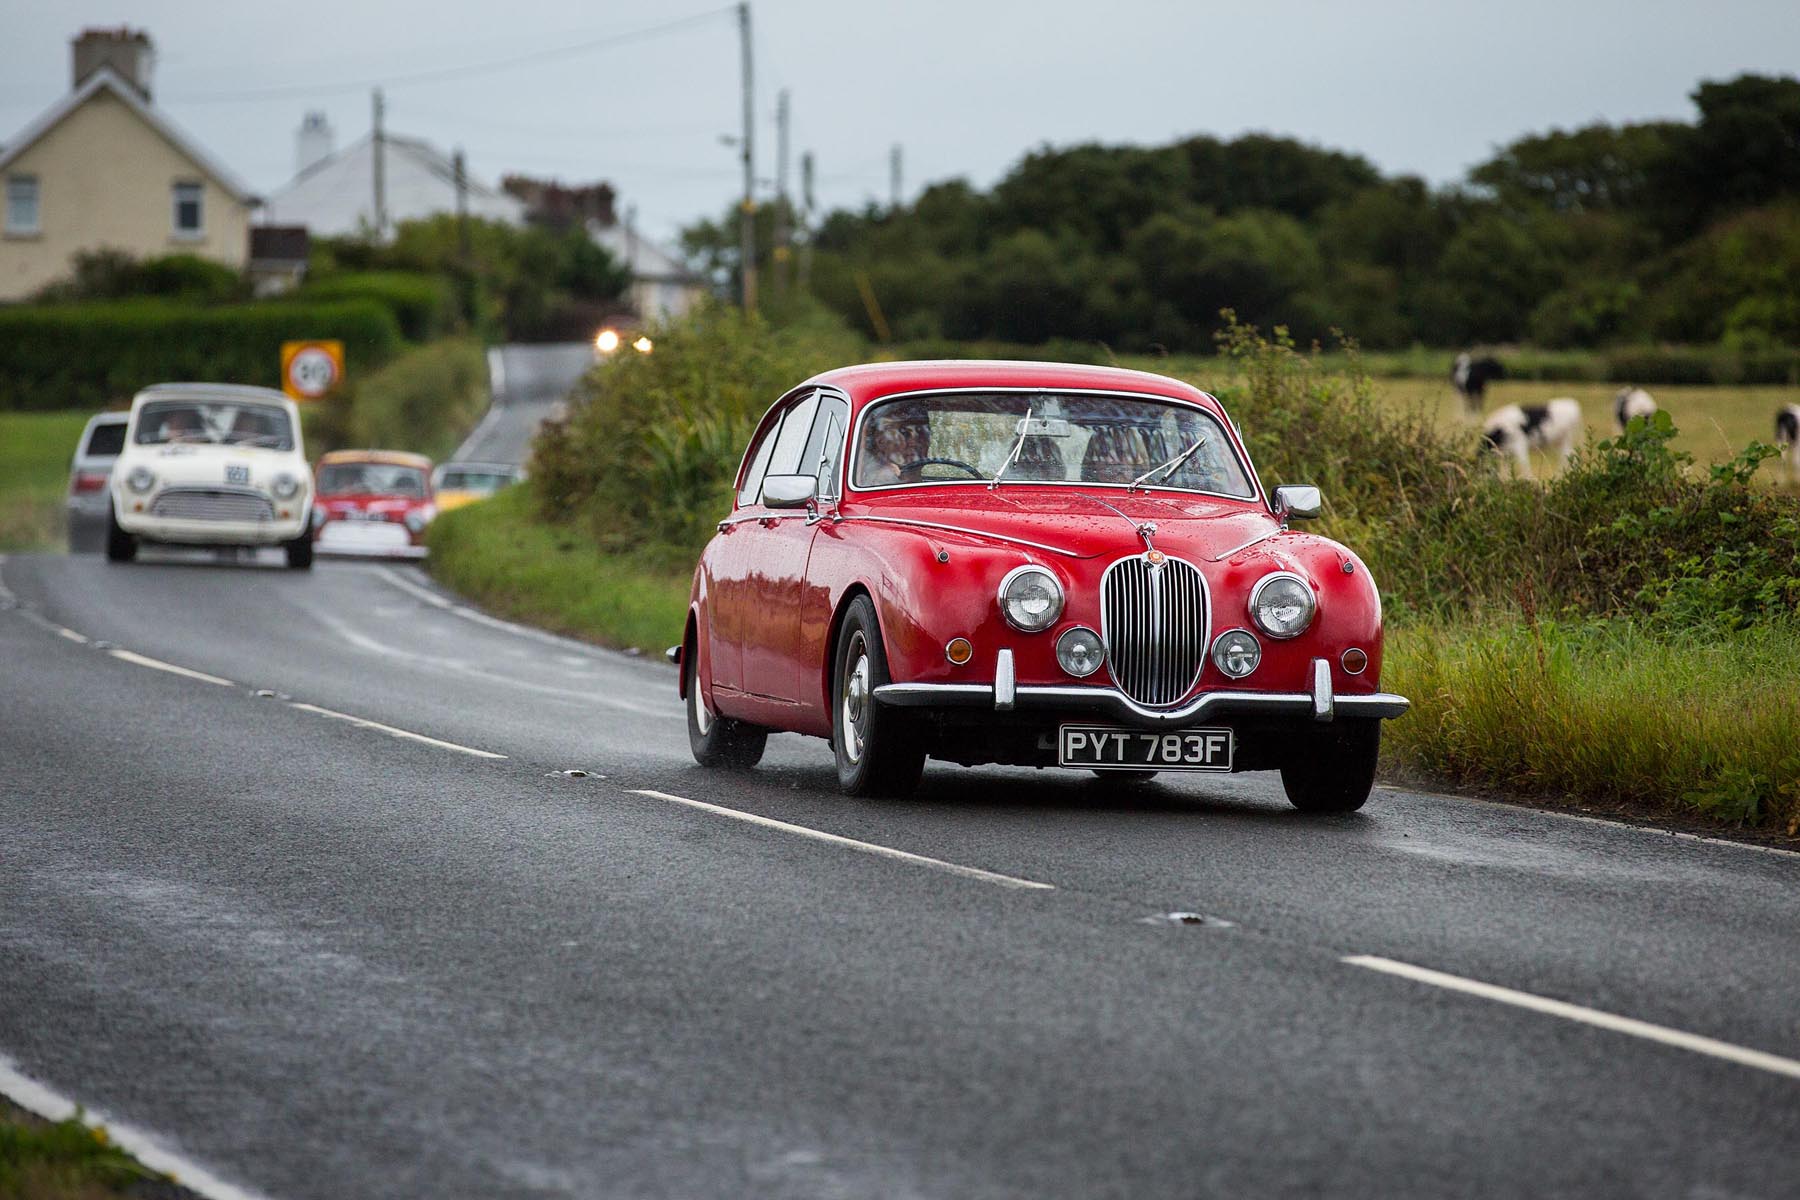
[1101,554,1209,707]
[148,487,275,523]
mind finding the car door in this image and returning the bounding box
[707,401,787,698]
[732,390,822,712]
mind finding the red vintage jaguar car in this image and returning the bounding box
[673,361,1408,809]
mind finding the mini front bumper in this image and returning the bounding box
[117,512,309,545]
[874,653,1409,729]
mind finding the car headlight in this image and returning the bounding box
[1056,626,1105,677]
[1211,629,1262,678]
[1248,572,1316,639]
[271,473,301,500]
[125,466,156,493]
[404,510,429,534]
[998,565,1063,632]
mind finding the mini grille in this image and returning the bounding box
[149,487,275,523]
[1101,555,1210,707]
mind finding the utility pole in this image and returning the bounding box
[889,143,902,212]
[453,147,472,325]
[736,1,757,312]
[772,87,790,299]
[371,88,387,241]
[798,150,815,291]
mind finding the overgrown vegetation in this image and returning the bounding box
[0,411,90,551]
[0,1098,182,1199]
[306,337,489,461]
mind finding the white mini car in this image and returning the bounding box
[108,383,315,569]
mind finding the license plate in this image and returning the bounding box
[1059,725,1234,771]
[225,464,250,485]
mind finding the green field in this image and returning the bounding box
[0,411,89,551]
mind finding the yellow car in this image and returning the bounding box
[431,461,527,513]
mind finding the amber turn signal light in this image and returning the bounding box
[945,637,973,665]
[1341,648,1368,675]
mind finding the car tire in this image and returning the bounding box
[832,596,926,797]
[284,533,314,570]
[686,640,767,769]
[104,506,137,563]
[1280,719,1380,812]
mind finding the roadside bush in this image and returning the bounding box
[0,299,403,411]
[32,248,246,305]
[310,338,488,461]
[298,271,458,342]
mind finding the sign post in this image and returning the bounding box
[281,340,345,402]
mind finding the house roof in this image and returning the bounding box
[588,221,701,284]
[0,65,258,204]
[263,132,525,236]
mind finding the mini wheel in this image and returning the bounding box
[284,533,314,570]
[104,506,137,563]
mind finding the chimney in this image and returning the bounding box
[296,111,335,175]
[73,28,155,101]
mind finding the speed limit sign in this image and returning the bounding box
[280,340,345,401]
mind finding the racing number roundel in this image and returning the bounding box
[281,340,344,401]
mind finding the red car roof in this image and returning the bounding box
[804,360,1214,407]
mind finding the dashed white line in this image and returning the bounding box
[108,648,235,688]
[56,626,88,644]
[631,789,1054,891]
[287,701,507,759]
[1344,955,1800,1082]
[0,1053,273,1200]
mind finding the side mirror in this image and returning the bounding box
[1273,484,1322,522]
[761,474,817,509]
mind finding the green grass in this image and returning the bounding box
[0,1097,182,1199]
[0,410,91,550]
[425,485,690,653]
[1382,619,1800,833]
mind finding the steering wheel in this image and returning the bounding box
[898,457,985,480]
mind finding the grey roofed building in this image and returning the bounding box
[586,220,705,322]
[261,131,523,238]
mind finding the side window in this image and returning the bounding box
[803,395,850,499]
[737,417,782,507]
[765,392,820,479]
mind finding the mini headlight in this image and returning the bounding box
[1249,572,1316,639]
[271,473,301,500]
[1056,626,1105,677]
[404,510,429,534]
[1211,628,1262,678]
[125,466,156,493]
[998,565,1063,632]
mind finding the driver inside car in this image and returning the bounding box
[857,401,931,484]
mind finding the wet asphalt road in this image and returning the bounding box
[453,344,595,466]
[2,548,1798,1200]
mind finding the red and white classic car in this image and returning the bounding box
[311,450,436,559]
[674,361,1408,809]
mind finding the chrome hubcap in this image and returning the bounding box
[690,663,714,735]
[841,638,870,764]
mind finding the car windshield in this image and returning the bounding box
[318,463,428,496]
[853,391,1255,498]
[438,470,516,492]
[134,401,294,450]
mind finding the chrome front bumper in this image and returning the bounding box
[874,653,1410,729]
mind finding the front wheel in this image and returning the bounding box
[833,597,925,797]
[686,642,767,768]
[284,533,314,570]
[1280,720,1380,812]
[104,507,137,563]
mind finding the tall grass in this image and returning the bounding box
[0,411,91,550]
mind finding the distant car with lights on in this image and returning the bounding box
[671,360,1408,809]
[429,461,526,514]
[107,384,314,569]
[312,450,436,558]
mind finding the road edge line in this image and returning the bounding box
[109,648,235,688]
[287,701,507,759]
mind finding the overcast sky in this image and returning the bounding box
[1,0,1794,244]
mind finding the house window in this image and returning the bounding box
[172,181,203,236]
[5,175,39,235]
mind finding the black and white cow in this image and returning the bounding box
[1480,399,1583,479]
[1778,404,1800,483]
[1614,387,1657,431]
[1452,352,1506,415]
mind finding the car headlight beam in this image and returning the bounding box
[997,565,1063,633]
[1248,572,1316,639]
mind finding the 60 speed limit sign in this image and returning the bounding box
[280,340,345,401]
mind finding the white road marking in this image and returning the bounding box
[1344,955,1800,1082]
[57,626,88,644]
[1453,793,1800,861]
[631,789,1054,891]
[0,1053,273,1200]
[287,701,507,759]
[108,648,235,688]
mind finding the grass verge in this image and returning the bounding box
[1383,619,1800,836]
[0,1096,190,1199]
[425,485,690,654]
[0,411,90,551]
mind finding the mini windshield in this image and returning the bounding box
[317,463,428,497]
[134,401,295,450]
[853,391,1255,498]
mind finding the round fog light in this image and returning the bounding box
[1056,626,1105,677]
[945,637,973,665]
[1341,647,1368,675]
[1211,629,1262,679]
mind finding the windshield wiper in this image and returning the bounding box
[1128,434,1208,493]
[989,404,1034,489]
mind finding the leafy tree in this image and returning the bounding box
[1472,122,1682,215]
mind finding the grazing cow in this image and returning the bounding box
[1452,352,1506,415]
[1614,387,1657,430]
[1480,399,1583,479]
[1778,404,1800,483]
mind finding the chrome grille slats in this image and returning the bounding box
[1101,554,1209,708]
[148,487,275,523]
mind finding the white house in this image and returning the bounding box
[588,220,704,322]
[262,127,524,238]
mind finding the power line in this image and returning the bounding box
[166,6,734,103]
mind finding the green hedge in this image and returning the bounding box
[296,271,458,342]
[0,299,403,411]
